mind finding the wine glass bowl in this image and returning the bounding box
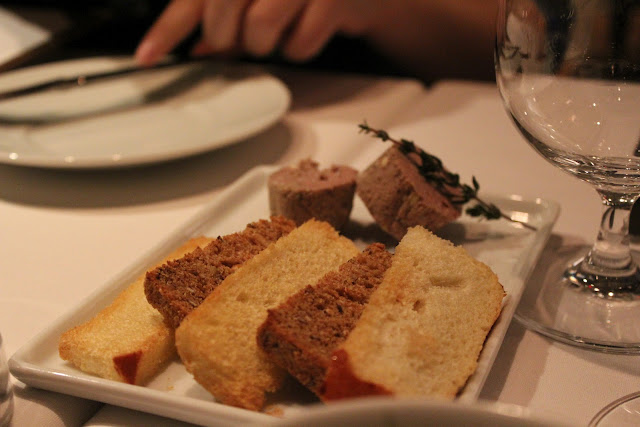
[495,0,640,353]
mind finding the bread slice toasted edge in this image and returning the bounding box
[257,243,392,397]
[323,226,505,401]
[175,219,359,411]
[58,236,212,385]
[144,216,296,329]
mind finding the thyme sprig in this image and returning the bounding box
[359,122,536,231]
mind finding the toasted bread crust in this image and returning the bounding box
[321,349,392,400]
[58,236,212,385]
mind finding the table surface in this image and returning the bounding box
[1,59,639,427]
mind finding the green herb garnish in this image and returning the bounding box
[359,121,536,230]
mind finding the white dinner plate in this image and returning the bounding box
[9,166,560,426]
[0,57,291,168]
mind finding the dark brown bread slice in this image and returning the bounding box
[357,146,461,240]
[268,159,357,230]
[257,243,392,397]
[144,216,296,328]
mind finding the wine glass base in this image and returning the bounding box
[590,392,640,426]
[516,244,640,354]
[565,258,640,299]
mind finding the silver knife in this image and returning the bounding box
[0,57,212,101]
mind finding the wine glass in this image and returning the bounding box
[496,4,640,421]
[495,0,640,353]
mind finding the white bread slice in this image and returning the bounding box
[323,226,504,400]
[59,237,212,384]
[175,220,359,411]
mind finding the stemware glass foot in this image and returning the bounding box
[515,245,640,354]
[565,257,640,299]
[590,392,640,426]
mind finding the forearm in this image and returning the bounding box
[363,0,499,82]
[136,0,498,81]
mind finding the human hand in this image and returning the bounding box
[135,0,379,66]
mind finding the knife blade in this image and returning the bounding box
[0,57,212,101]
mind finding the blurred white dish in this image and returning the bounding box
[258,397,567,427]
[0,57,290,168]
[0,333,13,426]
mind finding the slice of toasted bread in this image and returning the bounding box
[145,216,296,328]
[323,226,504,400]
[257,243,392,397]
[59,237,212,385]
[176,220,359,411]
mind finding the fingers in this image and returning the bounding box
[280,0,343,61]
[138,0,374,65]
[198,0,348,61]
[242,0,308,57]
[135,0,206,66]
[200,0,252,53]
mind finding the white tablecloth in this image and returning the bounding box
[2,67,638,426]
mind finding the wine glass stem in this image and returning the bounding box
[583,191,636,273]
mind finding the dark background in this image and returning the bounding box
[4,1,410,80]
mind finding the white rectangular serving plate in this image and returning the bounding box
[9,165,559,426]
